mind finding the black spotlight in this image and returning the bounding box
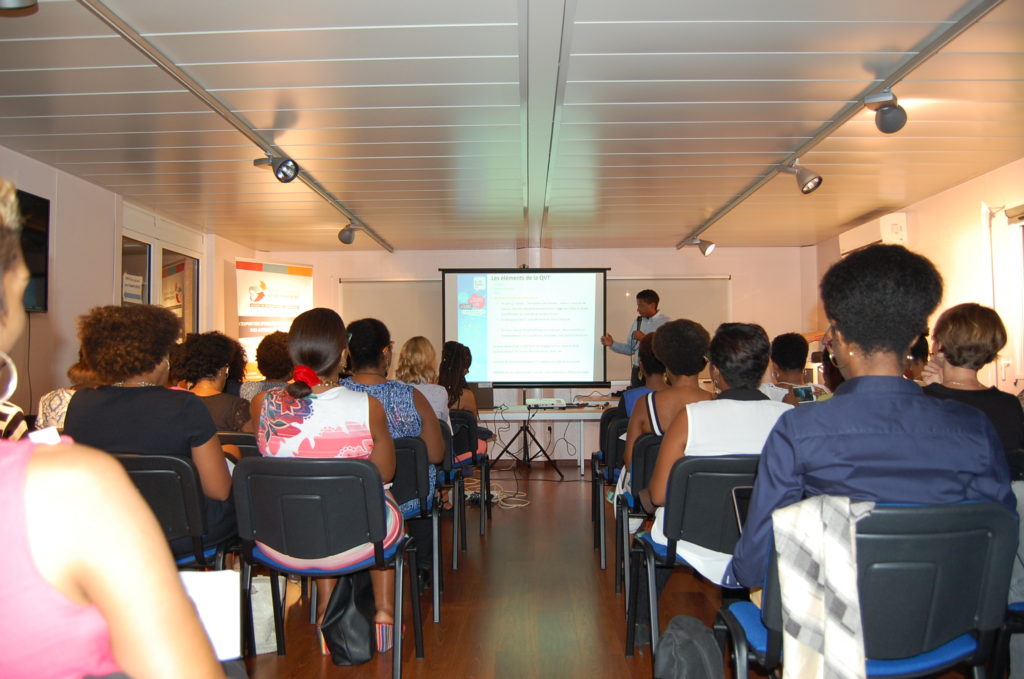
[338,226,356,245]
[864,90,908,134]
[271,157,299,183]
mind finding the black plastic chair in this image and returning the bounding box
[715,502,1017,679]
[592,410,629,571]
[449,408,491,537]
[627,453,758,656]
[616,433,662,602]
[436,419,466,570]
[233,457,423,679]
[114,453,229,568]
[391,436,442,623]
[217,431,260,459]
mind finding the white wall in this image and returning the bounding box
[805,158,1024,392]
[1,145,119,414]
[244,244,809,341]
[904,157,1024,392]
[205,234,257,334]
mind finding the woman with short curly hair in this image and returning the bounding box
[241,331,292,423]
[64,305,235,557]
[180,331,253,432]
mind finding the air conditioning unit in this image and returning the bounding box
[839,212,907,256]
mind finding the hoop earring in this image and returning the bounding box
[0,350,19,403]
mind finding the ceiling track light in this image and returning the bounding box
[253,154,300,183]
[864,89,908,134]
[780,162,823,194]
[338,222,359,245]
[682,237,717,256]
[0,0,37,9]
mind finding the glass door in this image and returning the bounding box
[120,236,150,305]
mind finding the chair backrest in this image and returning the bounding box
[449,409,477,460]
[602,414,630,477]
[114,453,208,563]
[628,434,663,495]
[659,454,759,562]
[598,406,623,451]
[217,431,260,458]
[761,502,1017,663]
[438,418,455,473]
[391,436,431,516]
[233,457,390,568]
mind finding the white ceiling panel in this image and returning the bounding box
[0,0,1020,252]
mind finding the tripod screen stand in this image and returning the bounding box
[492,409,564,479]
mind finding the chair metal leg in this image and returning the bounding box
[646,548,661,653]
[598,487,607,570]
[241,559,256,657]
[614,499,622,589]
[269,568,286,656]
[407,545,424,659]
[458,476,468,552]
[451,480,460,571]
[620,506,633,602]
[717,610,751,679]
[393,550,404,679]
[483,456,492,521]
[625,543,642,657]
[479,463,486,537]
[431,508,441,623]
[308,577,318,624]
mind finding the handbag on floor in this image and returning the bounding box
[320,571,376,666]
[653,615,724,679]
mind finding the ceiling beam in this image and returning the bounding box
[76,0,394,253]
[520,0,575,249]
[676,0,1005,250]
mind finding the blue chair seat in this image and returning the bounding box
[726,599,978,677]
[175,545,219,567]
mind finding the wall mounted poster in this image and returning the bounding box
[235,259,314,379]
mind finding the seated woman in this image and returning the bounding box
[396,335,450,428]
[242,330,292,423]
[343,320,444,497]
[0,177,224,678]
[437,340,492,455]
[63,305,236,559]
[623,319,713,473]
[923,303,1023,454]
[35,354,97,430]
[258,308,402,653]
[438,340,477,414]
[729,245,1013,589]
[767,332,829,403]
[181,331,254,433]
[644,323,792,581]
[619,333,667,417]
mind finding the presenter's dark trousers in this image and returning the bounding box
[630,365,642,388]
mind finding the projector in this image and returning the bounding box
[525,398,566,409]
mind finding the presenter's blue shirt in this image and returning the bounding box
[726,375,1015,588]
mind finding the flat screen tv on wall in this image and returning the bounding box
[16,189,50,313]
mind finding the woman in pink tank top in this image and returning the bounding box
[0,178,224,678]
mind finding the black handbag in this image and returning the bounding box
[320,571,375,665]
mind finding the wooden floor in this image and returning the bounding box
[243,462,727,679]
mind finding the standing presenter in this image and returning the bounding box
[602,289,669,387]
